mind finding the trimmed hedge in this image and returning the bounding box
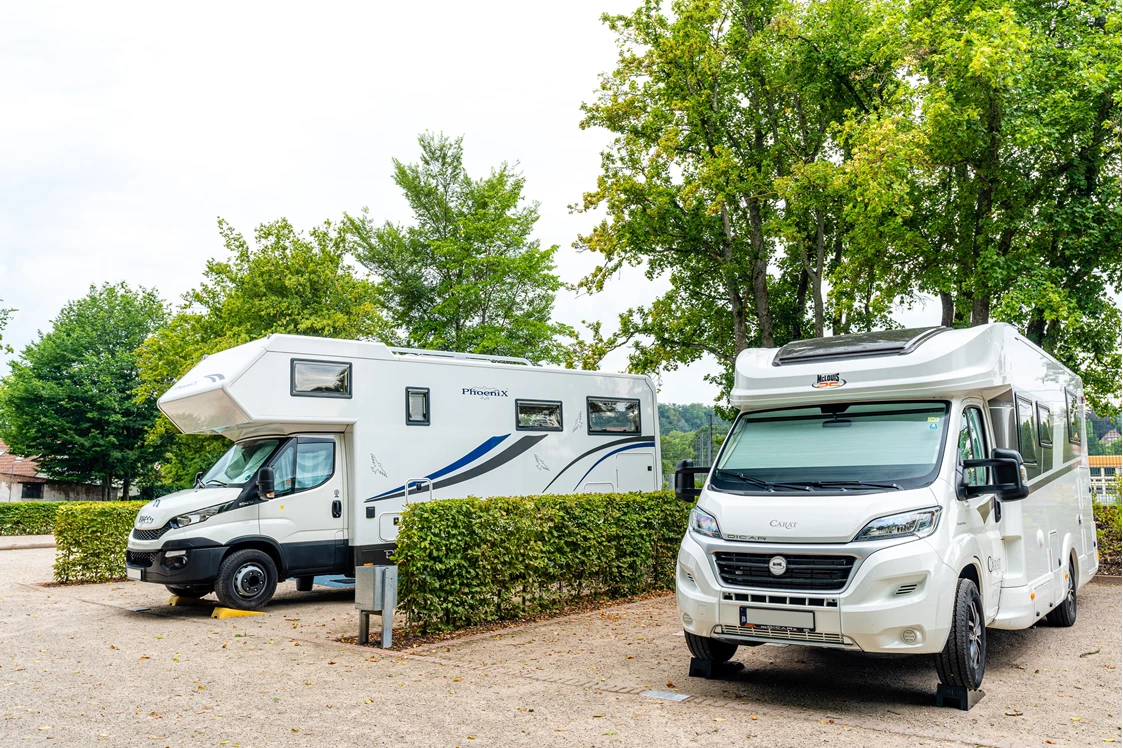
[395,491,691,633]
[54,501,146,584]
[0,501,62,535]
[1094,502,1121,573]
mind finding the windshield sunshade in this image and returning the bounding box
[712,402,950,491]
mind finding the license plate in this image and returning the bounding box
[739,607,814,633]
[126,567,141,581]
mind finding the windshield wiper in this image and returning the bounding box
[789,479,902,491]
[203,479,228,487]
[713,470,812,492]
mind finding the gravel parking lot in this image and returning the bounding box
[1,547,1119,747]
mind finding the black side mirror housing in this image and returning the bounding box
[962,447,1029,501]
[674,459,710,502]
[257,466,275,500]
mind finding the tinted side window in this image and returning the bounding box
[517,400,562,431]
[1016,396,1039,475]
[272,443,297,496]
[1065,390,1081,443]
[1037,404,1053,447]
[292,359,352,398]
[295,440,335,490]
[588,398,641,434]
[958,407,988,486]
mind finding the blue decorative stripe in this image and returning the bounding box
[573,441,656,490]
[367,434,510,501]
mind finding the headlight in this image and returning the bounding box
[171,503,226,528]
[854,507,941,541]
[689,506,722,539]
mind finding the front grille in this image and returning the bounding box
[718,625,848,645]
[131,524,172,541]
[713,552,855,591]
[126,550,158,568]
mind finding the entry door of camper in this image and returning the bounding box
[259,436,346,574]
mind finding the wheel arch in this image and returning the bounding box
[224,536,285,577]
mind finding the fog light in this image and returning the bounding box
[901,629,917,644]
[682,612,693,626]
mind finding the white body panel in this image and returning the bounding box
[677,323,1096,655]
[127,335,661,585]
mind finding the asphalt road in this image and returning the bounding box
[1,547,1119,747]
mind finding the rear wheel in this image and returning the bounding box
[685,631,738,663]
[165,584,212,599]
[935,578,986,689]
[1046,560,1077,627]
[214,549,278,610]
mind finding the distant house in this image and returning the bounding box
[1089,454,1121,503]
[0,440,104,502]
[1101,429,1121,445]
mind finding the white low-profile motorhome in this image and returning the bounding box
[674,323,1097,692]
[125,335,661,609]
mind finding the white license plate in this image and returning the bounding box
[739,607,815,632]
[126,567,141,581]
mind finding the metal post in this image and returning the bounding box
[358,611,370,645]
[707,413,714,464]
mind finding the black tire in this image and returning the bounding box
[214,549,278,611]
[295,576,314,592]
[1045,560,1077,627]
[165,584,212,599]
[685,631,738,663]
[935,577,986,689]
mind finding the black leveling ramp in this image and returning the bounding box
[688,657,745,680]
[935,683,985,710]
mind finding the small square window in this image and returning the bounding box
[516,400,563,431]
[21,482,43,500]
[292,359,352,398]
[406,387,430,425]
[587,397,641,434]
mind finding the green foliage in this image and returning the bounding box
[394,491,691,633]
[0,283,167,497]
[0,296,13,355]
[346,132,573,364]
[53,501,146,583]
[659,403,730,434]
[137,218,388,487]
[0,502,60,535]
[1094,497,1120,572]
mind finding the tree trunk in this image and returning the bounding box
[101,475,111,502]
[940,291,955,327]
[812,208,826,338]
[970,295,990,326]
[793,266,809,340]
[121,475,131,502]
[746,196,774,347]
[1025,308,1046,345]
[721,205,749,355]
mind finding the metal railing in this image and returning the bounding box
[388,347,535,366]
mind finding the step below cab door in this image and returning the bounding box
[259,436,346,576]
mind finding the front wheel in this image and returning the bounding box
[1045,560,1077,627]
[685,631,738,663]
[935,578,986,689]
[165,584,212,599]
[214,549,278,610]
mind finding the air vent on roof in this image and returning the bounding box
[772,327,947,366]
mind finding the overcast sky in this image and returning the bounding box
[0,1,946,405]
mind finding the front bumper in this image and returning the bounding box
[125,544,226,585]
[676,532,956,654]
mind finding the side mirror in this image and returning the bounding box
[257,466,275,500]
[194,471,204,488]
[962,447,1029,501]
[674,459,709,502]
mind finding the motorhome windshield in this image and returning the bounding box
[200,438,282,487]
[712,401,950,492]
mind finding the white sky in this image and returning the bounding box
[0,1,943,405]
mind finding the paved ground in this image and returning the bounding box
[0,534,54,551]
[1,547,1119,747]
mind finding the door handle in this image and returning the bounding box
[331,499,342,519]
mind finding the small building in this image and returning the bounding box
[1089,454,1121,503]
[0,440,104,502]
[1101,429,1121,445]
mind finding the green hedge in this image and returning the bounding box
[0,502,62,535]
[54,501,146,584]
[1094,502,1121,571]
[395,491,691,633]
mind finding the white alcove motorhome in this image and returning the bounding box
[125,335,661,609]
[674,323,1097,695]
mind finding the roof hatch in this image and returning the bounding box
[772,327,948,366]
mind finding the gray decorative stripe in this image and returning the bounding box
[1027,458,1082,494]
[367,434,549,502]
[540,434,654,493]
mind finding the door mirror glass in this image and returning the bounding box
[257,466,275,500]
[962,447,1029,501]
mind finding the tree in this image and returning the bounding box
[137,218,387,486]
[346,132,573,364]
[0,283,167,499]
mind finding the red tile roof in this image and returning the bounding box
[1089,455,1122,468]
[0,441,45,481]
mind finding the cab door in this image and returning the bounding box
[958,404,1004,619]
[259,436,345,576]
